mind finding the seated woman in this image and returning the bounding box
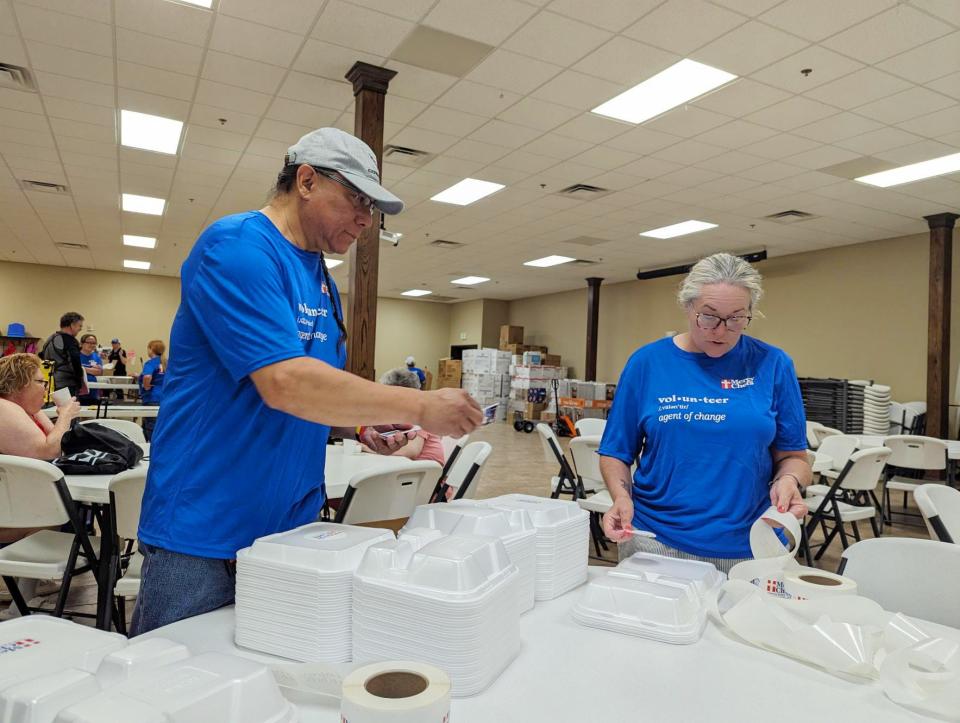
[77,333,102,404]
[369,368,446,466]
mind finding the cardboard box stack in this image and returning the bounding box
[436,358,462,389]
[556,379,617,420]
[496,325,569,422]
[460,348,511,420]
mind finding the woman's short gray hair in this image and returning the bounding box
[677,252,764,310]
[379,368,421,389]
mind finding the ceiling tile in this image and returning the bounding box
[116,29,205,77]
[36,71,115,108]
[758,0,897,42]
[410,106,489,136]
[574,37,681,87]
[218,0,326,33]
[118,62,196,102]
[876,32,960,84]
[389,126,461,155]
[49,117,115,143]
[605,126,682,155]
[547,0,662,32]
[623,0,746,55]
[422,0,537,45]
[792,112,885,144]
[43,97,115,127]
[497,97,582,132]
[263,98,339,130]
[115,0,213,47]
[741,132,821,159]
[694,119,778,149]
[783,144,861,170]
[184,124,251,151]
[277,72,353,111]
[694,78,790,116]
[194,79,273,116]
[522,132,594,160]
[855,87,956,126]
[569,145,640,171]
[927,71,960,100]
[25,41,114,84]
[466,49,563,95]
[750,45,864,93]
[0,88,44,114]
[383,61,459,104]
[691,20,809,76]
[435,80,522,117]
[202,52,287,96]
[531,70,625,111]
[15,3,113,56]
[651,139,727,165]
[745,96,838,131]
[552,113,630,144]
[874,138,957,164]
[644,106,732,138]
[896,104,960,138]
[833,126,926,155]
[118,88,189,121]
[709,0,782,15]
[469,119,542,149]
[384,96,428,125]
[503,11,612,66]
[191,103,264,136]
[293,39,385,82]
[821,5,951,64]
[341,0,436,21]
[445,139,513,163]
[805,68,912,109]
[211,14,302,67]
[693,149,768,174]
[312,1,414,56]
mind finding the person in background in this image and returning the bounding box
[405,356,426,387]
[40,312,85,397]
[108,338,128,400]
[77,333,102,404]
[369,368,446,466]
[138,340,165,441]
[599,252,810,574]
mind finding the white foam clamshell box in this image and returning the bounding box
[483,494,589,600]
[572,552,725,645]
[0,617,295,722]
[235,521,394,663]
[352,534,520,697]
[400,501,537,613]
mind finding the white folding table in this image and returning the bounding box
[142,567,957,722]
[322,445,428,499]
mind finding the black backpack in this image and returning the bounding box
[54,422,144,475]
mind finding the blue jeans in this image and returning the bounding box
[129,543,236,636]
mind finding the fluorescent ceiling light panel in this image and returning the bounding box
[592,59,737,125]
[402,289,433,297]
[120,110,184,155]
[524,255,576,268]
[174,0,214,7]
[640,220,718,239]
[122,193,165,215]
[855,151,960,187]
[431,178,505,206]
[325,259,344,268]
[451,276,489,285]
[123,259,151,270]
[123,235,157,249]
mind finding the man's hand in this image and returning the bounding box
[602,495,635,542]
[417,389,483,437]
[359,425,415,455]
[770,475,808,520]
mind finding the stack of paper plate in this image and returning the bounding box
[352,535,520,697]
[234,522,393,662]
[484,494,589,600]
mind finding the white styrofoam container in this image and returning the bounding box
[236,522,394,572]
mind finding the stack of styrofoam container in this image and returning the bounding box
[484,494,589,600]
[352,535,520,697]
[234,522,394,662]
[0,618,296,722]
[399,501,537,613]
[572,552,724,644]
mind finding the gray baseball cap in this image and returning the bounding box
[285,128,404,215]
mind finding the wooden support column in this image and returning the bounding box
[585,277,603,382]
[344,62,397,380]
[925,212,958,438]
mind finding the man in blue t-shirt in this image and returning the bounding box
[405,356,426,387]
[598,254,810,572]
[131,129,483,636]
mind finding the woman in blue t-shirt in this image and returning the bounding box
[139,339,165,441]
[77,333,102,403]
[598,253,811,573]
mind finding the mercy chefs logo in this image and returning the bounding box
[0,638,40,655]
[721,377,754,390]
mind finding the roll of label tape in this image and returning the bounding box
[782,569,857,600]
[341,661,451,723]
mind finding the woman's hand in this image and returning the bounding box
[55,397,81,423]
[602,495,635,541]
[358,425,415,455]
[770,475,808,519]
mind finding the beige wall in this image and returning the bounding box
[373,297,451,383]
[480,299,511,349]
[509,232,960,404]
[448,299,484,348]
[0,260,180,372]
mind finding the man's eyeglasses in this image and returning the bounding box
[695,313,752,332]
[33,378,49,390]
[312,168,374,215]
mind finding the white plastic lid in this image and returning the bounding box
[238,522,394,572]
[95,638,191,688]
[0,669,100,723]
[484,494,586,528]
[0,618,127,689]
[612,552,723,598]
[404,504,516,539]
[575,574,704,635]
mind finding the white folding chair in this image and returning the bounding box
[574,418,606,437]
[80,418,146,444]
[568,435,603,494]
[440,441,492,501]
[881,435,948,525]
[804,447,890,562]
[333,461,441,524]
[107,467,148,633]
[536,423,579,499]
[0,455,100,620]
[804,434,859,497]
[838,537,960,627]
[428,434,469,503]
[915,484,960,544]
[806,421,841,450]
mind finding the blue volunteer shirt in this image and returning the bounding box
[79,352,100,399]
[138,211,346,559]
[598,335,807,559]
[138,357,164,405]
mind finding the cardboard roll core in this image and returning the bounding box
[797,574,844,587]
[364,671,429,699]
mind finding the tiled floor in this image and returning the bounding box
[5,419,929,628]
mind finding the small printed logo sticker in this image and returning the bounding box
[721,377,754,390]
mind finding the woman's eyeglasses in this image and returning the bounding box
[695,313,752,332]
[33,378,49,390]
